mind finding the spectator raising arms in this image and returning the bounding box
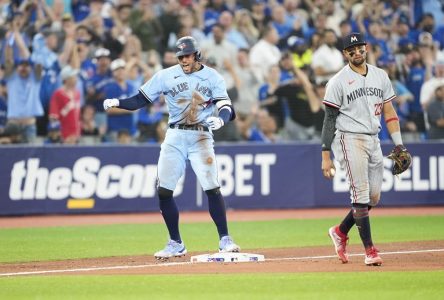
[4,16,43,144]
[0,0,443,145]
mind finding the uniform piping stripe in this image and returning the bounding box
[340,133,358,203]
[383,95,396,103]
[322,100,340,109]
[138,89,154,103]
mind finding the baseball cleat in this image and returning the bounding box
[219,235,240,253]
[365,246,383,266]
[328,225,349,263]
[154,240,187,259]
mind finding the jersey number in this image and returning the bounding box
[374,103,383,116]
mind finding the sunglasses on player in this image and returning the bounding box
[346,47,366,57]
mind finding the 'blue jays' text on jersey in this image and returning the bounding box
[139,65,230,125]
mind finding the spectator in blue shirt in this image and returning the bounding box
[33,28,63,136]
[0,11,31,66]
[379,57,419,142]
[0,79,7,132]
[85,47,113,139]
[258,64,286,131]
[4,21,43,143]
[246,108,280,143]
[402,46,428,135]
[103,58,136,142]
[212,10,249,50]
[202,0,229,35]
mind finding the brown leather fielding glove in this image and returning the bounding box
[387,145,412,175]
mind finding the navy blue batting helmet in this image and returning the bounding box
[175,36,202,61]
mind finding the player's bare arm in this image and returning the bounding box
[384,100,412,175]
[321,105,339,179]
[383,101,403,145]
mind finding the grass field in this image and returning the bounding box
[1,215,443,299]
[1,272,443,300]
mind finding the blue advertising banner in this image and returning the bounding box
[0,142,443,216]
[314,142,444,207]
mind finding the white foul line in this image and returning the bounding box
[266,248,444,261]
[1,248,443,277]
[0,261,193,277]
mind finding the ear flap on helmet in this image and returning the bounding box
[195,50,202,61]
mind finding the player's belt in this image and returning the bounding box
[169,124,209,132]
[338,130,377,136]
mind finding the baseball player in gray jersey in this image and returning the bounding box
[321,33,409,266]
[103,36,240,259]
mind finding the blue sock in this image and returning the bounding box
[159,197,181,243]
[206,188,228,238]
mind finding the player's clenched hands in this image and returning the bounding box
[103,98,119,111]
[205,116,224,130]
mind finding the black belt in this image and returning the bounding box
[338,131,377,136]
[169,124,209,132]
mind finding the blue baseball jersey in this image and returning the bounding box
[139,65,230,125]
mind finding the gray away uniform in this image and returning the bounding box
[323,64,396,205]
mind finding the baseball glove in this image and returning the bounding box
[387,145,412,175]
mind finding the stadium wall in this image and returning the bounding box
[0,142,443,216]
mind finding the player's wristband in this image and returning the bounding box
[390,131,403,146]
[219,108,231,124]
[385,117,399,124]
[321,145,331,151]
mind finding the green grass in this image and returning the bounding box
[0,216,443,263]
[1,272,443,300]
[0,215,443,300]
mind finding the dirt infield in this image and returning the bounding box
[1,207,444,276]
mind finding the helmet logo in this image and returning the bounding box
[177,43,187,50]
[351,36,358,42]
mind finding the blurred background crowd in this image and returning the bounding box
[0,0,444,145]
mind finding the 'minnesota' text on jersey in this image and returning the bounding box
[323,64,396,135]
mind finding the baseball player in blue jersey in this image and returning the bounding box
[321,33,411,266]
[103,36,240,259]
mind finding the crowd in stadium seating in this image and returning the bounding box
[0,0,444,145]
